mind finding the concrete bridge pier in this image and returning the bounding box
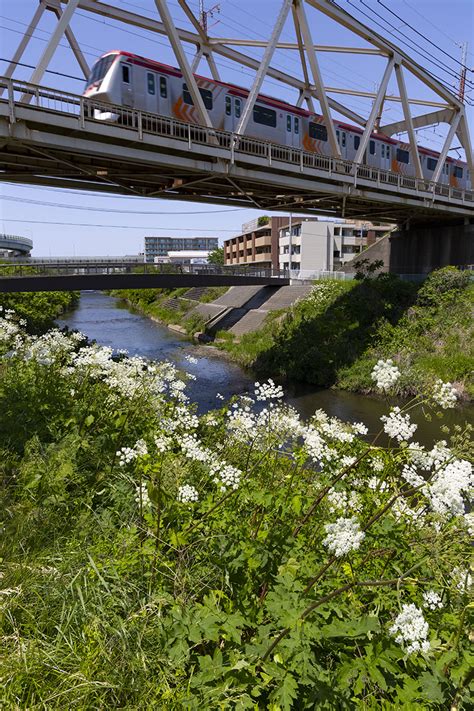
[389,219,474,274]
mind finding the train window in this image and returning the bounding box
[396,148,410,164]
[369,140,375,155]
[386,145,390,159]
[336,129,340,143]
[122,65,130,84]
[182,83,213,110]
[453,166,463,178]
[235,99,241,118]
[287,115,292,132]
[341,131,346,147]
[381,144,385,158]
[443,162,449,175]
[86,55,115,89]
[253,104,277,127]
[354,135,360,150]
[225,96,231,116]
[147,73,155,95]
[294,117,299,134]
[160,76,167,98]
[309,122,327,141]
[427,157,437,171]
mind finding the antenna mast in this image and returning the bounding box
[199,0,220,34]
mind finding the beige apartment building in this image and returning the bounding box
[223,216,289,270]
[278,219,393,273]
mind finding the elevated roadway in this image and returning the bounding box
[0,234,33,256]
[1,78,473,224]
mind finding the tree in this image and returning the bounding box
[208,247,224,265]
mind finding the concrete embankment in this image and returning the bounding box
[183,284,313,338]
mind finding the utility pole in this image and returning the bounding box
[458,42,467,102]
[199,0,220,34]
[288,213,293,277]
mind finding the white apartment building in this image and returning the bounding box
[279,219,392,274]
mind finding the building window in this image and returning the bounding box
[309,122,327,141]
[147,72,155,95]
[122,65,130,83]
[183,83,213,110]
[369,140,375,155]
[453,165,463,178]
[225,96,231,115]
[160,76,167,98]
[235,98,241,118]
[354,135,360,150]
[396,148,410,164]
[253,104,277,127]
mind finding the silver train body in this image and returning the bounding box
[83,50,471,190]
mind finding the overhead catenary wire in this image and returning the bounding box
[2,218,241,232]
[1,194,246,214]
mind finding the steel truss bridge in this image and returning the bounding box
[0,0,473,224]
[0,262,289,292]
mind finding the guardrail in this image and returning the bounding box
[1,77,472,208]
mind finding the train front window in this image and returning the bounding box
[85,55,114,90]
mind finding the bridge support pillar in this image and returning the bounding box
[388,220,474,274]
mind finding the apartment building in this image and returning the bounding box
[144,235,218,263]
[223,216,289,270]
[278,219,392,273]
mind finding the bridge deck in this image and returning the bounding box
[1,78,473,224]
[0,272,290,293]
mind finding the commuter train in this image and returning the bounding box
[83,50,471,189]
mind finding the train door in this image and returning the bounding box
[157,75,170,116]
[336,129,347,158]
[224,95,242,131]
[285,114,300,147]
[121,62,133,107]
[380,142,391,171]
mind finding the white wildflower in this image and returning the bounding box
[180,433,211,463]
[381,407,417,443]
[371,358,400,391]
[401,464,425,489]
[210,461,241,491]
[177,484,199,503]
[184,354,198,365]
[432,379,457,409]
[463,512,474,537]
[154,434,172,453]
[322,517,365,557]
[254,379,284,401]
[428,458,472,516]
[451,566,473,593]
[327,490,361,514]
[389,604,430,655]
[135,482,151,508]
[422,590,443,610]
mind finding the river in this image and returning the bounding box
[57,292,473,443]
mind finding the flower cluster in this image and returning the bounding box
[381,407,417,443]
[117,439,148,466]
[210,461,241,491]
[432,379,457,409]
[135,482,151,508]
[177,484,199,503]
[322,517,365,557]
[452,566,473,593]
[422,590,443,610]
[254,379,284,401]
[389,604,430,654]
[429,458,472,516]
[371,358,401,391]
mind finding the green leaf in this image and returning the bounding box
[269,673,298,711]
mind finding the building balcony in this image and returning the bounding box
[254,235,272,248]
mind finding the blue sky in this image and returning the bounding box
[1,0,473,256]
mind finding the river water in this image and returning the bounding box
[57,292,473,443]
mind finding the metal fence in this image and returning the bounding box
[1,77,473,208]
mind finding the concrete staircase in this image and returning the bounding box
[227,284,313,336]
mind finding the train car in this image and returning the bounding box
[83,50,471,190]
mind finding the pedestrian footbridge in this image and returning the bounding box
[0,262,289,293]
